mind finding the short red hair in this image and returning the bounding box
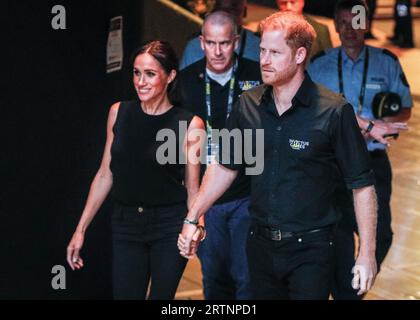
[260,11,316,60]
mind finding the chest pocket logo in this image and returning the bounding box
[289,139,309,151]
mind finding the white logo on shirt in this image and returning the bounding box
[289,139,309,151]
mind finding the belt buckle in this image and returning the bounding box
[272,229,282,241]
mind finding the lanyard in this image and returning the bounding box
[204,59,238,165]
[338,47,369,114]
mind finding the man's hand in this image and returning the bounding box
[352,185,378,296]
[177,163,238,258]
[352,253,377,295]
[178,223,200,259]
[367,120,407,145]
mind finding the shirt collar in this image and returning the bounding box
[341,45,367,64]
[260,72,315,108]
[199,54,240,82]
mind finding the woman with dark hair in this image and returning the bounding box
[66,40,205,299]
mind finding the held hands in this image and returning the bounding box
[178,223,206,259]
[351,254,377,295]
[66,231,85,271]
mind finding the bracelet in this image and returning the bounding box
[197,225,207,242]
[366,120,375,133]
[184,218,199,226]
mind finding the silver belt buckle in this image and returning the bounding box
[272,230,282,241]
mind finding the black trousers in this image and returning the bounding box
[247,224,335,300]
[332,150,393,300]
[111,202,188,300]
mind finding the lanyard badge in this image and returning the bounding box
[205,60,238,166]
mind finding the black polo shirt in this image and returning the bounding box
[179,56,262,204]
[220,74,375,231]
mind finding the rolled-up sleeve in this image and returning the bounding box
[331,103,375,189]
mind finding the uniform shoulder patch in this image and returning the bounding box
[382,49,398,61]
[310,50,326,63]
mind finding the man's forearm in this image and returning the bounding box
[353,185,378,256]
[186,163,238,221]
[355,114,370,131]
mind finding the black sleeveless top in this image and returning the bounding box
[110,100,194,206]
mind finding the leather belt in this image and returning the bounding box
[255,225,332,241]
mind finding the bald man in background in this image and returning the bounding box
[180,0,261,70]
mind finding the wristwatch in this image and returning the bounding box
[184,218,199,226]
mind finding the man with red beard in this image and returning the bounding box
[179,11,378,299]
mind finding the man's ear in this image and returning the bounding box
[234,34,240,51]
[295,47,307,65]
[199,35,205,51]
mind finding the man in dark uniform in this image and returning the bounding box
[179,11,378,300]
[179,10,262,299]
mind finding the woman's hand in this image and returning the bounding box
[66,231,85,270]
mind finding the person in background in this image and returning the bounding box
[276,0,332,58]
[189,0,212,18]
[308,0,412,299]
[179,10,262,300]
[180,0,260,70]
[389,0,415,48]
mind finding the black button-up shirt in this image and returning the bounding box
[220,74,375,231]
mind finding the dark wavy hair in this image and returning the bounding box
[130,40,180,105]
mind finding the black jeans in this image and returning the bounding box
[332,150,393,300]
[247,224,335,300]
[111,202,188,300]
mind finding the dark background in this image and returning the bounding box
[0,0,142,299]
[250,0,337,17]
